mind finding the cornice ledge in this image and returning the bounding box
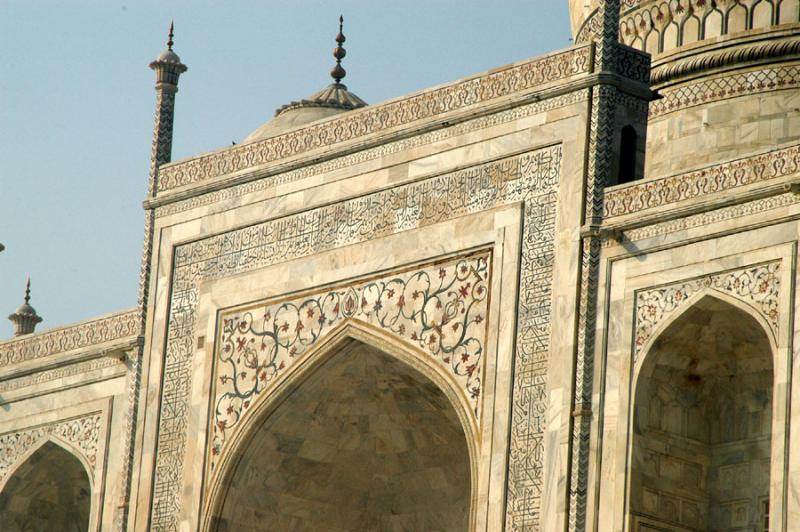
[145,73,652,211]
[652,33,800,86]
[0,336,139,383]
[603,142,800,224]
[0,308,140,368]
[153,45,593,195]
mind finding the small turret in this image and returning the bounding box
[8,277,42,336]
[147,22,188,195]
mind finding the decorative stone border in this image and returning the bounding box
[154,92,588,218]
[650,63,800,117]
[0,309,139,368]
[619,0,800,56]
[603,143,800,218]
[154,47,590,193]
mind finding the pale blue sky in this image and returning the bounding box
[0,1,570,338]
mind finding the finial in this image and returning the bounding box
[331,15,347,84]
[167,21,174,51]
[8,276,42,337]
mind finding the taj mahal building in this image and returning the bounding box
[5,1,800,531]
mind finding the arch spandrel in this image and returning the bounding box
[0,413,103,495]
[206,252,490,491]
[203,323,478,532]
[632,261,780,375]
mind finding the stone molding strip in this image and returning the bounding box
[650,62,800,117]
[604,143,800,218]
[0,309,139,368]
[606,190,800,246]
[154,46,591,193]
[651,34,800,85]
[153,92,589,219]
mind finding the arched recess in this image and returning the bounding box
[204,320,477,532]
[629,294,775,531]
[0,439,92,531]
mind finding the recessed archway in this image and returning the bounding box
[211,338,472,531]
[0,440,92,531]
[630,295,774,531]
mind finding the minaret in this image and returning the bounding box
[118,23,189,530]
[147,22,187,195]
[8,277,42,336]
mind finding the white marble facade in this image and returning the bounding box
[4,2,800,531]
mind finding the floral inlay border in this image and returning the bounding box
[603,144,800,218]
[634,261,780,363]
[0,413,103,486]
[210,252,490,472]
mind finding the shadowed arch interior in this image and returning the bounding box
[0,440,92,532]
[630,296,773,531]
[213,340,471,531]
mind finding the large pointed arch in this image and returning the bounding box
[203,319,478,531]
[629,293,775,531]
[0,439,92,531]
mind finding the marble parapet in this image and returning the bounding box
[153,45,595,198]
[0,309,140,371]
[602,142,800,228]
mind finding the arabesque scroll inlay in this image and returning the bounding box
[0,413,102,485]
[211,253,490,471]
[634,262,780,363]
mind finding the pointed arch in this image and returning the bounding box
[629,293,775,530]
[0,439,92,532]
[203,318,477,531]
[634,288,777,380]
[0,434,94,495]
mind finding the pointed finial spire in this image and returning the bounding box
[331,15,347,84]
[167,21,175,51]
[8,276,42,337]
[24,276,31,305]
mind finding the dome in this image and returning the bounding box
[13,302,37,317]
[156,48,182,64]
[243,82,367,142]
[243,15,367,143]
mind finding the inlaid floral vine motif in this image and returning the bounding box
[211,252,490,469]
[634,261,780,363]
[0,413,102,485]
